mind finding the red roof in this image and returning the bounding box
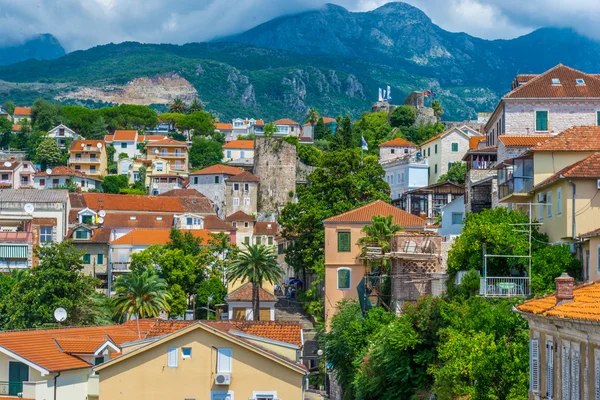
[205,320,302,346]
[225,211,255,221]
[324,200,426,227]
[505,64,600,99]
[254,221,277,235]
[146,138,186,147]
[226,283,277,302]
[34,166,101,181]
[223,140,254,149]
[110,228,215,246]
[11,124,21,131]
[13,107,31,116]
[530,126,600,152]
[104,135,114,142]
[225,170,259,182]
[113,130,137,141]
[498,135,552,147]
[215,123,233,130]
[99,213,175,229]
[204,215,235,231]
[138,135,167,143]
[379,137,417,148]
[469,136,487,149]
[272,118,300,125]
[69,140,106,152]
[534,152,600,190]
[190,164,245,176]
[158,188,207,198]
[81,193,185,212]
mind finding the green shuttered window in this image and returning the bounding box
[536,111,548,131]
[337,232,351,252]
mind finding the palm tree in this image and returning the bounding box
[188,98,204,113]
[169,98,186,114]
[306,108,320,138]
[113,271,171,338]
[358,215,403,271]
[227,244,283,321]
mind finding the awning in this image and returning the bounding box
[0,245,27,259]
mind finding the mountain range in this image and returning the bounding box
[0,34,65,66]
[2,2,600,122]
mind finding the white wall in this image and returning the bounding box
[33,176,99,191]
[189,174,226,218]
[439,196,465,237]
[379,146,416,162]
[223,149,254,162]
[113,141,139,161]
[383,160,429,200]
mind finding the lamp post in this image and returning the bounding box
[207,295,213,320]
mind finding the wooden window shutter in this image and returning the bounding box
[531,339,540,393]
[562,343,571,400]
[547,340,554,399]
[595,356,600,400]
[338,232,350,252]
[572,346,580,400]
[167,347,178,368]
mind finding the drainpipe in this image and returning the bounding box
[53,372,60,400]
[567,179,583,278]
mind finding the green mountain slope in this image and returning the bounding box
[0,34,65,66]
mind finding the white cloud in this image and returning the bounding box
[0,0,598,51]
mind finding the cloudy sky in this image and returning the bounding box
[0,0,596,51]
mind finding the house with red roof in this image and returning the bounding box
[146,137,189,175]
[223,140,254,167]
[272,118,302,137]
[189,164,245,218]
[33,166,102,191]
[106,130,167,161]
[12,106,31,124]
[378,137,417,162]
[0,158,36,189]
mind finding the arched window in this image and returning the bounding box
[337,268,351,290]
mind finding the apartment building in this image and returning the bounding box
[146,138,189,175]
[47,124,81,148]
[33,166,101,191]
[223,140,254,164]
[382,154,428,201]
[188,164,245,218]
[0,159,35,188]
[224,171,259,218]
[105,131,167,161]
[67,140,108,176]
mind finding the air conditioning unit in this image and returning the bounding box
[597,179,600,189]
[215,374,231,385]
[538,193,546,203]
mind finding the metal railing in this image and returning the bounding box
[498,176,533,199]
[0,380,25,396]
[479,277,530,297]
[112,262,132,271]
[68,158,100,163]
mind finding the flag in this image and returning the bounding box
[361,137,368,151]
[378,88,383,102]
[427,90,433,96]
[423,91,428,97]
[431,90,437,97]
[387,85,392,100]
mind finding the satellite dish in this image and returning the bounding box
[24,203,34,214]
[46,168,52,175]
[54,307,67,322]
[3,161,11,167]
[81,143,85,148]
[153,149,159,154]
[97,142,103,148]
[98,210,106,217]
[97,217,104,224]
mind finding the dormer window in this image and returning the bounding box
[551,78,561,86]
[576,78,585,85]
[74,229,89,240]
[267,223,272,229]
[78,208,97,224]
[156,216,163,221]
[130,216,137,220]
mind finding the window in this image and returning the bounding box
[94,356,104,365]
[40,226,52,243]
[232,222,237,228]
[434,164,438,174]
[121,143,127,148]
[562,342,570,400]
[434,144,438,154]
[244,236,250,245]
[268,236,273,245]
[168,347,178,368]
[75,230,88,240]
[1,174,8,181]
[75,165,80,170]
[427,148,430,157]
[538,202,544,222]
[451,213,463,225]
[53,179,59,185]
[83,254,91,264]
[39,179,45,186]
[337,232,351,252]
[551,78,561,85]
[233,183,240,191]
[156,163,163,172]
[193,177,199,185]
[217,348,232,373]
[597,111,600,126]
[576,78,585,85]
[97,254,104,264]
[255,236,261,245]
[391,149,395,154]
[546,339,554,400]
[161,148,167,156]
[451,142,459,152]
[182,347,192,358]
[244,198,250,206]
[530,339,540,394]
[337,268,351,289]
[233,198,239,206]
[404,148,409,154]
[214,176,220,184]
[240,151,245,158]
[547,191,552,219]
[448,162,453,170]
[244,183,249,192]
[557,188,562,216]
[226,150,231,158]
[571,344,581,400]
[90,154,96,160]
[536,111,549,131]
[244,222,249,228]
[90,166,96,172]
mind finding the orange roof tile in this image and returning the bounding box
[516,280,600,322]
[379,137,417,148]
[324,200,426,227]
[223,140,254,149]
[205,320,302,346]
[82,193,184,212]
[69,140,106,151]
[112,130,137,141]
[225,170,259,182]
[530,126,600,152]
[225,211,254,222]
[13,106,31,116]
[226,283,277,302]
[272,118,300,125]
[254,221,277,235]
[34,166,102,181]
[11,124,21,131]
[204,215,235,231]
[110,228,215,246]
[255,119,265,125]
[505,64,600,99]
[54,338,109,354]
[190,164,245,176]
[534,152,600,190]
[138,135,167,143]
[144,320,197,339]
[215,123,233,130]
[498,135,552,147]
[158,188,207,198]
[469,136,487,149]
[100,213,175,229]
[146,137,186,147]
[104,134,114,142]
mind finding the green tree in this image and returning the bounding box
[36,137,63,169]
[297,143,322,166]
[100,104,159,131]
[227,244,283,320]
[89,116,108,139]
[353,111,393,155]
[188,98,204,113]
[431,99,444,118]
[357,215,402,272]
[190,137,223,170]
[133,166,147,193]
[263,122,277,138]
[0,117,13,149]
[102,175,130,194]
[402,122,445,144]
[106,144,117,174]
[4,241,99,329]
[168,284,188,317]
[438,162,467,184]
[314,117,331,140]
[113,270,171,337]
[390,105,417,128]
[330,115,354,150]
[3,101,15,116]
[196,276,227,319]
[176,111,215,138]
[31,98,61,131]
[306,108,320,135]
[90,292,121,325]
[169,98,186,114]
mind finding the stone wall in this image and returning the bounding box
[465,169,496,213]
[253,137,297,214]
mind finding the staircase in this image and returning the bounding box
[275,296,316,340]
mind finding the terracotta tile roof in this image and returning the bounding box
[204,215,235,231]
[467,145,497,154]
[378,137,417,148]
[121,318,162,336]
[100,213,175,229]
[112,130,137,141]
[34,166,102,181]
[324,200,426,227]
[82,193,185,212]
[0,324,141,372]
[498,135,552,147]
[158,188,207,198]
[205,320,302,346]
[110,228,214,246]
[255,119,265,125]
[534,152,600,190]
[469,136,487,149]
[54,338,109,354]
[419,127,471,147]
[69,140,106,151]
[144,320,197,339]
[190,164,245,176]
[68,193,86,209]
[530,126,600,152]
[516,280,600,322]
[223,140,254,149]
[178,197,215,214]
[215,123,233,130]
[225,211,255,221]
[254,221,277,235]
[138,135,167,143]
[13,106,31,116]
[226,283,277,302]
[225,171,259,182]
[88,227,113,243]
[505,64,600,99]
[11,124,21,131]
[104,135,114,142]
[146,138,186,147]
[272,118,300,125]
[0,160,22,171]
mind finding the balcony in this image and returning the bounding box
[479,277,530,297]
[498,176,533,199]
[69,158,101,163]
[111,261,132,271]
[0,380,26,396]
[154,152,186,158]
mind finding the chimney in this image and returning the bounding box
[9,156,14,162]
[555,273,575,306]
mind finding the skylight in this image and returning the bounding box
[551,78,561,85]
[576,78,586,85]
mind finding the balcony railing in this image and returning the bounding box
[479,277,530,297]
[155,152,186,158]
[498,176,533,199]
[0,380,25,396]
[112,261,132,271]
[69,158,100,163]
